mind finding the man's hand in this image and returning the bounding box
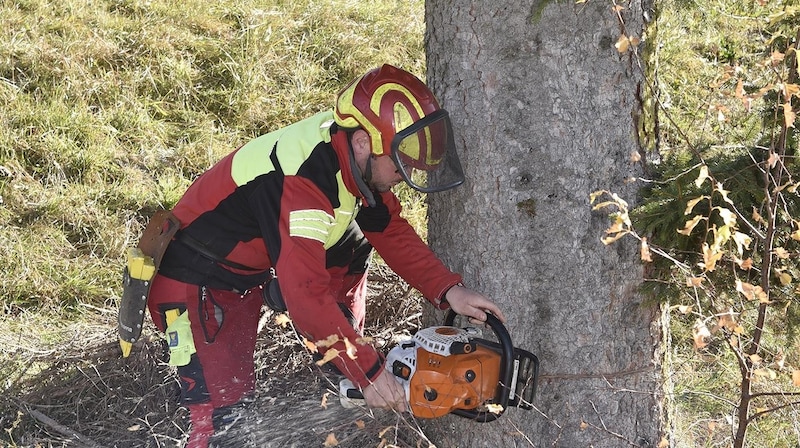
[444,285,507,324]
[361,370,408,412]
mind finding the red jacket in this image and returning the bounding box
[160,111,461,387]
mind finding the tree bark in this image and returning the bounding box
[425,0,664,446]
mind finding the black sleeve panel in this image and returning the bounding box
[355,192,391,232]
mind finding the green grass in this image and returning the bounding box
[0,0,426,311]
[652,1,800,446]
[0,3,427,442]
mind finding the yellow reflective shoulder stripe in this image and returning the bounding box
[231,132,281,186]
[274,111,335,175]
[231,111,334,185]
[289,209,335,243]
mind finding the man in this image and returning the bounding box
[144,64,505,447]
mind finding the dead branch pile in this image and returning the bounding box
[1,265,434,447]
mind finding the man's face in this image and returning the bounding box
[367,155,405,192]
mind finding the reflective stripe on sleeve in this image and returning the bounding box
[289,209,335,243]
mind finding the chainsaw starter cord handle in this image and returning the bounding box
[444,310,514,422]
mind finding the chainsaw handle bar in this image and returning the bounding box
[444,310,513,422]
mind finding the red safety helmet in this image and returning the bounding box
[334,64,464,193]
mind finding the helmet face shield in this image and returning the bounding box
[390,110,465,193]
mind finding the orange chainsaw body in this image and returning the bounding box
[407,342,501,418]
[342,315,538,422]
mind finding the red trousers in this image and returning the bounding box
[148,223,371,447]
[147,268,368,410]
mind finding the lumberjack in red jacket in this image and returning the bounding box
[145,64,506,447]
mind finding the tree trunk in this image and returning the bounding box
[425,0,664,446]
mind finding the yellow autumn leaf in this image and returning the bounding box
[274,314,291,328]
[355,420,366,429]
[678,215,705,236]
[486,403,505,414]
[784,102,796,128]
[355,336,374,345]
[715,224,731,246]
[630,150,641,162]
[732,232,752,256]
[615,34,630,53]
[695,165,709,187]
[127,425,141,431]
[753,368,776,380]
[736,280,756,300]
[693,320,712,350]
[701,243,723,272]
[789,183,799,193]
[640,237,653,262]
[303,337,319,353]
[315,348,340,366]
[686,277,703,287]
[316,334,340,348]
[767,152,780,168]
[792,370,800,387]
[607,220,625,234]
[791,229,800,241]
[589,190,607,204]
[717,208,737,227]
[324,433,339,447]
[785,83,800,98]
[344,338,358,360]
[717,309,739,331]
[601,230,629,245]
[678,305,693,315]
[716,183,734,205]
[580,420,589,430]
[779,272,792,286]
[753,207,765,224]
[749,354,763,365]
[658,438,670,448]
[737,257,753,270]
[321,392,329,409]
[737,280,769,303]
[684,196,707,215]
[775,247,790,259]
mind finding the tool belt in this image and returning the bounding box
[118,210,181,357]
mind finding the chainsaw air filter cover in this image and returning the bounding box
[386,326,504,419]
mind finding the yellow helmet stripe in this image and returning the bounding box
[371,83,426,122]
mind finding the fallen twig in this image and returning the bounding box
[15,399,102,448]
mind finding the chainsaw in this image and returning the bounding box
[339,311,539,421]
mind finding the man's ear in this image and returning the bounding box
[351,129,372,160]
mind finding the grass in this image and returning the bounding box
[652,1,800,446]
[0,0,426,312]
[1,1,426,444]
